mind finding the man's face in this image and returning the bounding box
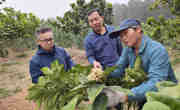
[37,31,54,51]
[119,28,140,47]
[88,11,104,33]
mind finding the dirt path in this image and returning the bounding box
[0,48,179,110]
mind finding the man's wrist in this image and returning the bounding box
[88,57,95,64]
[124,95,128,102]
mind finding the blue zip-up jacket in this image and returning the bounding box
[109,35,177,102]
[84,25,123,69]
[29,45,75,83]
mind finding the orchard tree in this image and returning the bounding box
[54,0,113,36]
[0,7,40,57]
[150,0,180,16]
[144,0,180,49]
[0,8,40,41]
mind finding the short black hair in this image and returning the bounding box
[87,8,103,16]
[35,27,52,39]
[36,27,52,35]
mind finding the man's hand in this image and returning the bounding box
[102,88,128,107]
[87,67,104,81]
[93,61,102,69]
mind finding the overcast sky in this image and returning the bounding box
[1,0,129,19]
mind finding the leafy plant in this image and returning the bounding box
[145,81,180,110]
[142,101,171,110]
[106,55,147,89]
[26,60,132,110]
[46,0,113,37]
[143,0,180,49]
[0,88,11,98]
[0,7,40,50]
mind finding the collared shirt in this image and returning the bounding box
[29,45,75,83]
[84,25,123,68]
[109,35,177,102]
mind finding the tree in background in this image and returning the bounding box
[0,7,40,57]
[113,0,172,25]
[112,0,179,49]
[150,0,180,16]
[51,0,113,37]
[40,0,113,49]
[0,8,40,41]
[144,0,180,49]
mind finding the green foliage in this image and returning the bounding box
[0,7,40,40]
[145,81,180,110]
[26,60,133,110]
[0,88,11,98]
[156,81,177,89]
[142,101,171,110]
[0,7,40,49]
[40,20,84,49]
[39,0,113,49]
[150,0,180,16]
[87,84,105,103]
[91,93,108,110]
[53,28,84,49]
[113,0,173,25]
[122,56,147,88]
[47,0,113,37]
[143,16,180,49]
[146,92,180,110]
[155,81,180,99]
[61,95,80,110]
[144,0,180,49]
[26,60,97,110]
[106,55,147,89]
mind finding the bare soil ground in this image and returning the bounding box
[0,48,179,110]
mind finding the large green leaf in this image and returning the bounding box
[62,95,79,110]
[155,81,180,99]
[146,92,180,110]
[87,84,105,103]
[107,86,134,96]
[80,93,108,110]
[142,101,171,110]
[92,93,108,110]
[41,67,53,75]
[156,81,177,90]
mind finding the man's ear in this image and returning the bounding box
[36,39,40,45]
[101,16,104,19]
[136,26,142,33]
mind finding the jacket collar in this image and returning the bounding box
[91,25,109,36]
[129,34,147,55]
[37,45,56,55]
[138,34,147,54]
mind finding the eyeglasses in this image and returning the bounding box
[39,38,53,42]
[120,28,136,39]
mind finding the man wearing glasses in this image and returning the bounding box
[29,27,75,83]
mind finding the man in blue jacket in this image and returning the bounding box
[29,27,75,83]
[84,9,123,69]
[103,18,177,109]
